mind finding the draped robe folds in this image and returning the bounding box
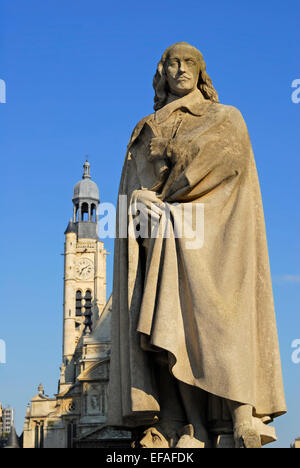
[107,89,286,428]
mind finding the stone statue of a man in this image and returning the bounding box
[107,42,286,448]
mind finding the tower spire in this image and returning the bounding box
[83,156,91,179]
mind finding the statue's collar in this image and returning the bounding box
[154,88,208,124]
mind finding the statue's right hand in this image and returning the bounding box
[131,189,164,224]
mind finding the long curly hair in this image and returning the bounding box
[153,42,219,111]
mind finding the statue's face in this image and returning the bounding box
[165,45,200,97]
[139,427,169,448]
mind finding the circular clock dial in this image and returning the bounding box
[76,258,93,280]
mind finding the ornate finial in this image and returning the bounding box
[83,157,91,179]
[38,383,44,395]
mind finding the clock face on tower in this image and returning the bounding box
[75,258,93,280]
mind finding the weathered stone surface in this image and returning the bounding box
[108,42,287,448]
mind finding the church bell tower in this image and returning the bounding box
[60,160,107,391]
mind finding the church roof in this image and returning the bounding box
[64,219,77,235]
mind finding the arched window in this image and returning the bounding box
[84,290,92,315]
[75,204,79,222]
[76,291,82,317]
[81,202,89,222]
[91,204,96,223]
[83,290,93,334]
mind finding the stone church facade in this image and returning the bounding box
[23,162,131,448]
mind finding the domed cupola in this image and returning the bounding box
[66,160,100,240]
[73,161,100,203]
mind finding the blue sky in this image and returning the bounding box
[0,0,299,447]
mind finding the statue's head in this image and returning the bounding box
[153,42,219,111]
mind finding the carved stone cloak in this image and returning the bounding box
[107,89,286,427]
